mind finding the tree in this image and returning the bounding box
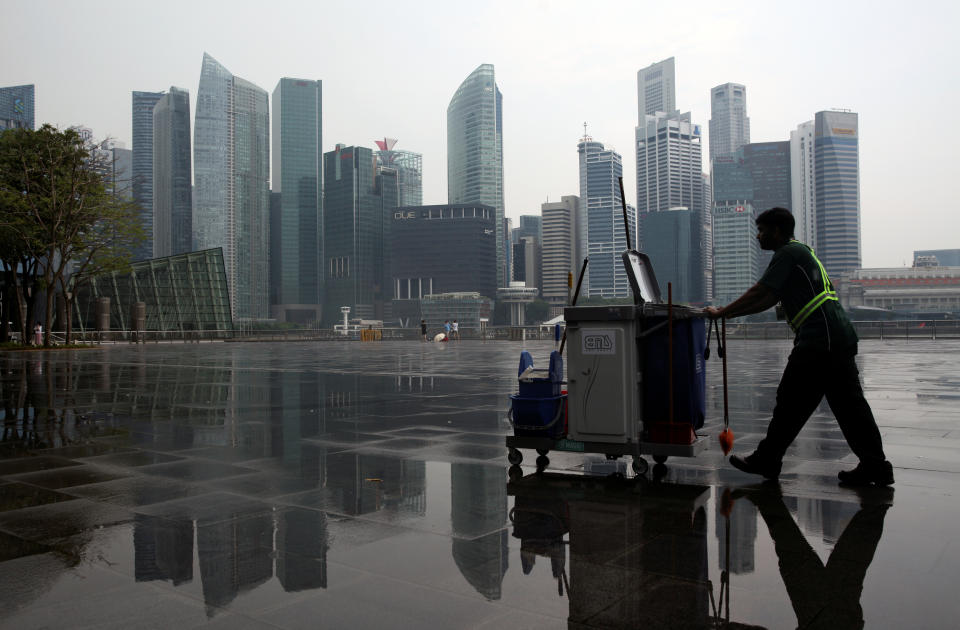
[0,125,143,346]
[525,299,551,324]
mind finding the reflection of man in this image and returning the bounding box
[705,208,893,487]
[737,487,890,629]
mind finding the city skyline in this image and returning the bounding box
[1,1,957,268]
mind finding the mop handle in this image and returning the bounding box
[721,317,729,427]
[668,282,674,424]
[559,257,588,355]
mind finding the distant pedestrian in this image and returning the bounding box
[452,319,460,341]
[33,322,42,346]
[443,320,451,340]
[420,319,428,342]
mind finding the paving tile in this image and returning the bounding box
[9,465,129,489]
[0,481,78,512]
[138,460,257,482]
[0,455,82,476]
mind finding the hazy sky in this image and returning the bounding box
[3,0,957,267]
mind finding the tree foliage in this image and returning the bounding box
[0,125,144,346]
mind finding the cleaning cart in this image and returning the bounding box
[506,249,709,476]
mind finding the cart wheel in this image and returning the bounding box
[508,465,523,482]
[508,449,523,466]
[536,448,549,456]
[632,456,649,476]
[535,455,550,471]
[653,463,668,481]
[653,454,668,465]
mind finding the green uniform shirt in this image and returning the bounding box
[758,240,858,351]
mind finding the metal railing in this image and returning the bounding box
[8,319,958,347]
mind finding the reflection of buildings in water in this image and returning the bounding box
[394,354,437,393]
[510,478,712,628]
[276,508,329,592]
[715,487,757,574]
[325,452,426,516]
[132,507,331,613]
[133,514,193,585]
[197,513,274,611]
[789,496,860,545]
[269,370,323,472]
[450,463,508,600]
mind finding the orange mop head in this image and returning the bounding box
[719,427,735,455]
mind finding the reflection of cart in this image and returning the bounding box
[508,470,718,627]
[506,249,709,476]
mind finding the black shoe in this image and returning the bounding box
[838,460,894,486]
[729,452,781,480]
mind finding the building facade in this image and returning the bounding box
[375,138,422,207]
[637,57,676,118]
[540,196,580,312]
[914,249,960,267]
[388,204,496,326]
[712,202,761,306]
[447,64,505,286]
[0,84,35,131]
[152,87,192,258]
[790,120,816,247]
[636,112,705,302]
[132,91,164,261]
[708,83,750,162]
[815,110,860,278]
[193,53,270,321]
[510,215,542,292]
[322,145,398,324]
[643,208,699,304]
[838,266,960,316]
[271,78,323,324]
[579,135,636,298]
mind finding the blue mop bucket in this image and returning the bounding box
[509,394,567,439]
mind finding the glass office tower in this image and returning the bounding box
[815,110,860,278]
[152,87,192,258]
[578,135,636,298]
[322,145,398,324]
[132,90,164,261]
[447,64,505,286]
[194,53,270,320]
[0,84,35,130]
[271,78,322,324]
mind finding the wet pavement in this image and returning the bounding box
[0,339,958,629]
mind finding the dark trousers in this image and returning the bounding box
[757,345,886,467]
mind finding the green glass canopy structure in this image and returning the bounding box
[72,248,233,334]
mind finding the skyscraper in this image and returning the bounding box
[790,120,816,247]
[636,111,705,302]
[194,53,270,320]
[709,83,750,162]
[815,110,860,278]
[541,195,581,312]
[132,91,164,261]
[637,57,676,118]
[375,138,422,207]
[322,145,398,324]
[152,87,192,258]
[447,64,505,286]
[0,84,34,131]
[643,208,698,304]
[511,215,543,293]
[271,78,322,324]
[578,135,636,298]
